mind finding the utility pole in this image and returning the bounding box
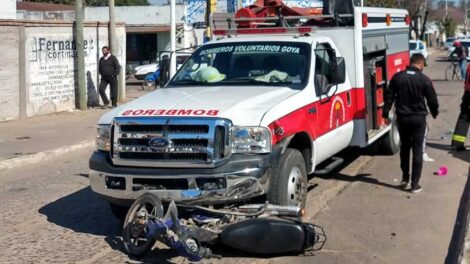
[108,0,124,102]
[75,0,86,110]
[170,0,176,78]
[465,0,468,36]
[446,0,448,16]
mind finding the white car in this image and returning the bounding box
[409,40,428,64]
[133,63,158,80]
[445,37,456,50]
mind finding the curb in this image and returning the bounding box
[0,140,94,171]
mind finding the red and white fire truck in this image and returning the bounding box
[89,0,410,217]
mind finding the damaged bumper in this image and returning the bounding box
[89,150,279,206]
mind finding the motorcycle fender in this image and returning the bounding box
[219,217,305,254]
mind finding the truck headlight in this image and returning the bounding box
[96,125,111,151]
[231,126,271,153]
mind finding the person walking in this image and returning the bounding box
[451,64,470,151]
[383,54,439,193]
[98,46,121,108]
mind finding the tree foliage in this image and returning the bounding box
[22,0,150,6]
[439,16,458,37]
[363,0,398,8]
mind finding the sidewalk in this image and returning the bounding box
[0,86,148,171]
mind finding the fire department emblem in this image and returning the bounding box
[329,96,346,128]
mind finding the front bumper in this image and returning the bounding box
[89,149,280,206]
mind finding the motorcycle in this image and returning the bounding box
[122,193,326,261]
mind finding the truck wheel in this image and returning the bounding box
[268,148,308,208]
[109,203,129,220]
[381,117,400,154]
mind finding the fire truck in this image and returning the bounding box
[89,0,410,218]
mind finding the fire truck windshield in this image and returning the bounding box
[168,42,310,89]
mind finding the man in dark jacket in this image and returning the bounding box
[383,54,439,193]
[98,46,120,108]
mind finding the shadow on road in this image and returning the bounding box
[38,187,121,237]
[315,173,406,192]
[427,142,470,163]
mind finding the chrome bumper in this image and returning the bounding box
[89,167,270,205]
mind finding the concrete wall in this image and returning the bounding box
[0,26,20,121]
[0,20,126,121]
[0,0,16,19]
[17,10,75,21]
[85,5,185,25]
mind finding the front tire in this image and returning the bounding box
[268,149,308,208]
[122,193,164,257]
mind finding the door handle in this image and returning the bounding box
[308,107,316,114]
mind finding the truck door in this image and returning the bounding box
[313,42,354,164]
[363,53,387,136]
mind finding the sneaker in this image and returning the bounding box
[411,185,422,193]
[423,153,434,162]
[399,181,409,188]
[101,103,110,109]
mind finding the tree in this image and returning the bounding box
[439,16,458,37]
[363,0,398,8]
[22,0,149,6]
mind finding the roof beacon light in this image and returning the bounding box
[405,15,411,25]
[386,14,391,26]
[212,26,313,36]
[362,13,368,28]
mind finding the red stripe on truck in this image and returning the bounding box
[269,88,365,145]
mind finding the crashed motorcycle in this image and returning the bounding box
[122,193,326,261]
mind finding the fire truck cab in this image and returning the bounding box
[89,0,410,217]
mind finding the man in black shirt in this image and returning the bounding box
[383,54,439,193]
[98,46,120,108]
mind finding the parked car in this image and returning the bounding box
[409,40,428,64]
[445,37,456,50]
[133,63,158,80]
[447,39,470,60]
[132,54,191,80]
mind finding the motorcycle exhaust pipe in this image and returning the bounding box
[237,204,304,217]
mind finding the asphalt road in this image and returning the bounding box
[0,49,469,264]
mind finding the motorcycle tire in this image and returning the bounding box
[122,193,164,257]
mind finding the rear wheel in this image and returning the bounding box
[381,115,400,155]
[268,149,308,208]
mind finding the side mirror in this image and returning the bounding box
[335,57,346,84]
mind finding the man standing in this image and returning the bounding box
[383,54,439,193]
[451,64,470,151]
[98,46,120,108]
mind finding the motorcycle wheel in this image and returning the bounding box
[122,193,164,257]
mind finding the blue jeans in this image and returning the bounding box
[460,59,467,80]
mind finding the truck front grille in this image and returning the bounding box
[111,117,231,168]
